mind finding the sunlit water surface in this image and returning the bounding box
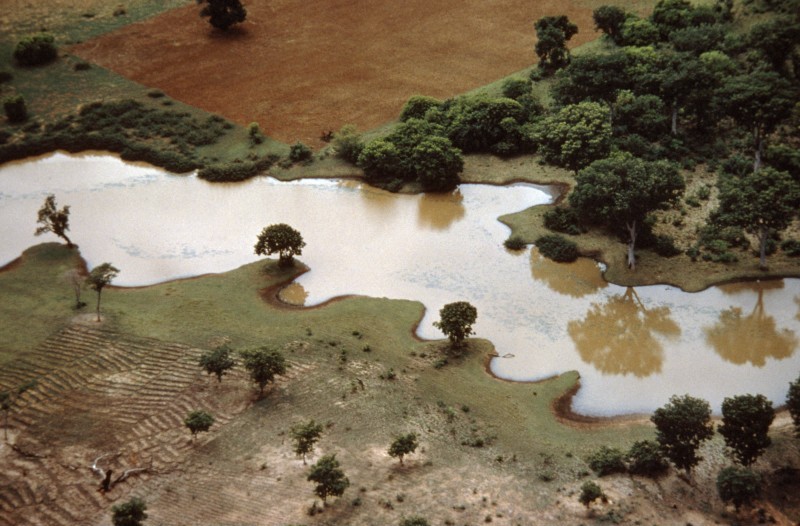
[2,153,798,416]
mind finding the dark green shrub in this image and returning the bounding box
[147,89,165,98]
[504,236,526,250]
[198,161,259,182]
[14,33,58,66]
[358,138,400,182]
[587,446,627,476]
[73,61,91,71]
[543,207,581,235]
[3,95,28,123]
[445,96,525,153]
[579,481,605,507]
[716,466,761,511]
[289,142,313,163]
[653,234,681,257]
[627,440,669,477]
[399,95,442,122]
[333,124,363,164]
[781,239,800,257]
[535,234,579,262]
[501,78,532,100]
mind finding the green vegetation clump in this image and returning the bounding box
[587,445,627,476]
[716,466,761,511]
[14,33,58,66]
[289,142,313,164]
[3,95,28,123]
[535,234,579,262]
[543,207,581,235]
[626,440,669,477]
[504,236,526,250]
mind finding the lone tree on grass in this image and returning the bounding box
[433,301,477,349]
[291,420,324,464]
[86,263,119,322]
[719,394,774,466]
[534,15,578,73]
[255,223,306,268]
[199,344,236,383]
[35,194,73,247]
[240,347,287,397]
[111,496,147,526]
[388,433,419,465]
[716,466,761,512]
[307,454,350,504]
[651,394,714,475]
[197,0,246,31]
[184,410,215,440]
[787,374,800,436]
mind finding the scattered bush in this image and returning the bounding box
[653,234,681,257]
[504,236,526,250]
[716,466,761,511]
[543,207,581,235]
[579,481,605,508]
[289,142,313,164]
[248,122,263,145]
[782,239,800,257]
[535,234,579,262]
[587,446,627,476]
[333,124,363,164]
[3,95,28,123]
[14,33,58,66]
[627,440,669,477]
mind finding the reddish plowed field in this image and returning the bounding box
[71,0,595,146]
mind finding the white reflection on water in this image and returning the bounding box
[1,153,798,416]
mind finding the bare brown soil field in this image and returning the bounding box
[70,0,596,147]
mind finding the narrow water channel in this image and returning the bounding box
[1,153,798,416]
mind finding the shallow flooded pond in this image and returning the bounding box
[2,153,798,416]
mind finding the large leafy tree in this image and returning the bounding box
[717,71,797,172]
[239,347,287,396]
[307,454,349,503]
[535,101,612,172]
[534,16,578,73]
[35,194,73,247]
[651,394,714,474]
[254,223,306,267]
[650,0,695,40]
[719,394,774,466]
[291,420,324,464]
[197,0,246,31]
[199,344,236,383]
[569,153,684,269]
[715,167,799,269]
[552,51,633,108]
[86,263,119,322]
[433,301,478,349]
[593,5,628,44]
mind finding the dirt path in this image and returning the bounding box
[70,0,595,147]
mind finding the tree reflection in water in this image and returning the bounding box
[704,282,797,366]
[529,248,607,298]
[567,287,680,377]
[416,190,465,230]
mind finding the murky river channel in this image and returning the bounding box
[1,153,798,416]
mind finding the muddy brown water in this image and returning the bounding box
[1,153,798,416]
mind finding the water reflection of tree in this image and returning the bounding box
[567,287,680,377]
[704,284,797,367]
[417,190,465,230]
[529,248,607,298]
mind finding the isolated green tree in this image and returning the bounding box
[579,481,605,508]
[715,167,799,269]
[254,223,306,267]
[239,347,287,396]
[716,466,761,511]
[307,454,350,504]
[534,16,579,73]
[433,301,478,349]
[569,153,684,269]
[184,410,214,439]
[719,394,774,466]
[787,374,800,436]
[199,344,236,383]
[535,101,611,172]
[86,263,119,322]
[291,420,324,464]
[197,0,246,30]
[111,496,147,526]
[593,5,628,44]
[651,394,714,474]
[13,33,57,66]
[388,433,419,465]
[35,194,73,247]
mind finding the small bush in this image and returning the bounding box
[333,124,363,164]
[289,142,313,163]
[627,440,669,477]
[781,239,800,257]
[73,61,91,71]
[653,234,681,257]
[717,466,761,511]
[3,95,28,123]
[587,446,627,476]
[247,122,263,145]
[504,236,526,250]
[535,234,579,262]
[501,78,532,100]
[543,207,581,235]
[400,95,442,122]
[14,33,58,66]
[147,89,165,98]
[579,481,605,507]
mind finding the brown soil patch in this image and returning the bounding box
[70,0,596,147]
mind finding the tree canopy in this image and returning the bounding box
[651,394,714,473]
[184,410,215,439]
[35,194,72,247]
[718,394,774,466]
[199,344,236,383]
[388,433,419,465]
[291,420,324,464]
[535,101,612,172]
[716,466,761,511]
[433,301,478,348]
[307,454,349,503]
[86,263,119,322]
[239,347,287,396]
[254,223,306,267]
[197,0,246,30]
[534,16,578,73]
